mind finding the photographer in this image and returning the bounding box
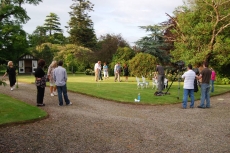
[181,64,196,109]
[156,64,165,93]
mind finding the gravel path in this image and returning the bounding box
[0,82,230,153]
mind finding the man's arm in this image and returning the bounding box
[196,74,202,80]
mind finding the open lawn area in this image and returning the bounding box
[17,74,230,105]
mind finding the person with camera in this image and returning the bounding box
[196,61,212,108]
[156,64,165,93]
[181,64,196,109]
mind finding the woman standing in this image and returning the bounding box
[123,64,129,81]
[34,59,46,107]
[2,61,16,91]
[210,68,216,92]
[47,61,57,96]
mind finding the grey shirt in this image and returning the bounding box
[53,66,67,86]
[156,65,165,75]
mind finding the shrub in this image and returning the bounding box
[0,79,7,86]
[216,77,230,85]
[129,53,159,77]
[85,69,94,75]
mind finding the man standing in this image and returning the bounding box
[53,60,72,106]
[156,64,165,92]
[181,64,196,109]
[196,61,212,108]
[114,62,121,82]
[94,61,101,81]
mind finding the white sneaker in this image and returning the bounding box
[53,91,57,96]
[67,102,72,106]
[11,88,13,91]
[51,93,54,96]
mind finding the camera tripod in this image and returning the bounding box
[164,70,183,99]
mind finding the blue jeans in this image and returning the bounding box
[200,83,210,108]
[210,80,214,92]
[182,89,195,108]
[57,84,70,106]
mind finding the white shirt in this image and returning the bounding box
[94,63,99,71]
[182,69,196,89]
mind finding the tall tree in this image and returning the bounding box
[0,0,42,64]
[67,0,97,49]
[95,34,129,64]
[29,13,67,46]
[28,26,48,46]
[169,0,230,68]
[44,12,62,36]
[135,25,172,64]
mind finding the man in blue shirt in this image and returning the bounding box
[53,60,72,106]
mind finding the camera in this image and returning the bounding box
[175,61,186,71]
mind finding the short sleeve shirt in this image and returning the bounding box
[201,68,212,84]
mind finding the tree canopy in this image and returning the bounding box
[67,0,97,49]
[0,0,42,64]
[169,0,230,69]
[135,25,172,64]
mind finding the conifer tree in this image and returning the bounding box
[67,0,97,49]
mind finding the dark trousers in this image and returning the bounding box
[9,75,16,87]
[37,86,45,104]
[157,75,165,92]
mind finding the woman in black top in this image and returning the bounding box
[34,59,46,107]
[2,61,16,91]
[123,64,129,81]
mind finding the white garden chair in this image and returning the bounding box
[142,76,149,88]
[164,78,168,89]
[136,77,144,89]
[152,78,158,90]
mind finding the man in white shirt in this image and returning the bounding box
[181,64,196,109]
[94,61,101,81]
[114,62,121,82]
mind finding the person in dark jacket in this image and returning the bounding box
[2,61,16,91]
[123,64,129,81]
[34,59,46,107]
[193,67,199,92]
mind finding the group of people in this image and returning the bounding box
[2,60,216,108]
[34,59,72,107]
[181,61,215,109]
[2,60,72,107]
[94,61,108,81]
[94,61,129,82]
[155,62,216,109]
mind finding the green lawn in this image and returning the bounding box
[0,93,47,126]
[17,74,230,105]
[1,74,229,126]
